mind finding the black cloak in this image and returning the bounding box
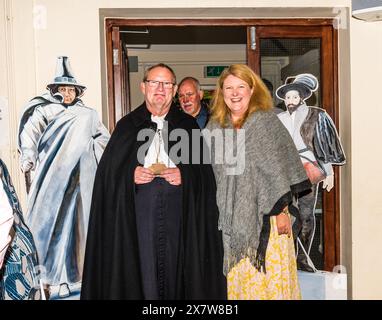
[81,103,226,299]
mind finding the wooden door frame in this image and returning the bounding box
[105,18,334,130]
[105,18,339,271]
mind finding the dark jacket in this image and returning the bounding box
[195,102,210,129]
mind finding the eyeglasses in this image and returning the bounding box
[145,80,175,89]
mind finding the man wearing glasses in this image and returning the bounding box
[81,63,226,300]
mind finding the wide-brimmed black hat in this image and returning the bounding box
[46,56,86,92]
[276,73,318,101]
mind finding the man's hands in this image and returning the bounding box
[134,166,155,184]
[134,166,182,186]
[159,168,182,186]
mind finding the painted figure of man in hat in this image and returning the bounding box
[276,73,345,272]
[18,56,110,298]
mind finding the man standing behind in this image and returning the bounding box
[178,77,209,128]
[81,63,226,300]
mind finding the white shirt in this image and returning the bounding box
[277,104,333,175]
[278,104,316,163]
[143,114,176,169]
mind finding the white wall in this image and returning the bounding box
[350,18,382,299]
[0,0,37,204]
[2,0,382,299]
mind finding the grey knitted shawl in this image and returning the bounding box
[206,110,310,275]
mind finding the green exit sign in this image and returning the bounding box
[204,66,228,78]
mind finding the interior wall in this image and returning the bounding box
[0,0,37,206]
[350,18,382,300]
[0,0,10,164]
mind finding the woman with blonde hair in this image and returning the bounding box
[206,64,311,299]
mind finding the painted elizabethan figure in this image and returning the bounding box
[18,56,110,298]
[276,73,345,272]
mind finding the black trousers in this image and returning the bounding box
[296,183,318,272]
[135,178,182,299]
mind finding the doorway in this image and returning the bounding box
[120,26,247,110]
[104,18,339,272]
